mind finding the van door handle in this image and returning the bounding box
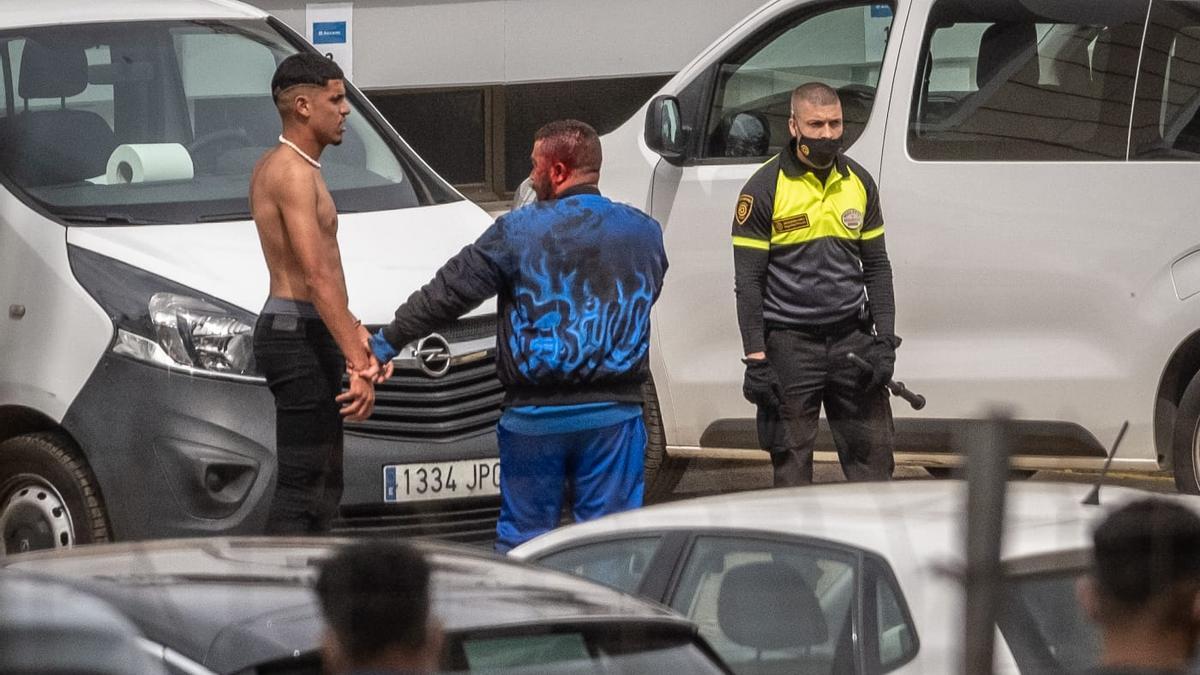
[9,304,25,320]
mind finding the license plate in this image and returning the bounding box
[383,459,501,503]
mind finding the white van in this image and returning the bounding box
[0,0,505,552]
[605,0,1200,492]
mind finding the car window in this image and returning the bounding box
[908,0,1148,161]
[866,557,918,671]
[533,537,661,594]
[997,569,1099,673]
[443,626,729,674]
[1131,2,1200,159]
[0,20,457,224]
[667,536,859,675]
[703,3,894,159]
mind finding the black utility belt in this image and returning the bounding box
[765,315,867,338]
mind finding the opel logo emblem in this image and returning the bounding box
[414,333,452,378]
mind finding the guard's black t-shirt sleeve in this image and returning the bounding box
[860,234,896,340]
[731,158,778,355]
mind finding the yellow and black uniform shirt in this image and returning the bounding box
[731,140,893,355]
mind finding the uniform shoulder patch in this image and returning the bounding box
[735,194,754,226]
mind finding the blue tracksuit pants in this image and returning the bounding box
[494,415,646,552]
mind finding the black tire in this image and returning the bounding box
[0,432,111,554]
[1173,370,1200,494]
[642,378,686,502]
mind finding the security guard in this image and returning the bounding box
[732,82,899,486]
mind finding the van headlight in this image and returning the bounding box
[70,246,261,381]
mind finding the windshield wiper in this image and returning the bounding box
[197,211,253,223]
[61,213,171,226]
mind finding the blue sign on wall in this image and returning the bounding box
[312,21,347,45]
[870,4,893,17]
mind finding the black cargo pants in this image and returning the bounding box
[253,313,346,534]
[764,323,895,486]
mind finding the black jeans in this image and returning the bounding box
[765,325,895,486]
[253,313,345,534]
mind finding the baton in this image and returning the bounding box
[846,352,927,410]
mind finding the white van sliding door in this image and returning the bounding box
[880,0,1154,458]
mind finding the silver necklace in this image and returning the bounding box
[278,135,321,169]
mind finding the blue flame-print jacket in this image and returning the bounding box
[380,185,668,407]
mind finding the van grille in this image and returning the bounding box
[333,498,500,546]
[344,319,502,442]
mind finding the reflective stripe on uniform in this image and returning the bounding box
[732,235,770,250]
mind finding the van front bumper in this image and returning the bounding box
[60,353,501,544]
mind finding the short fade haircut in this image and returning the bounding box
[1092,499,1200,618]
[533,119,602,174]
[791,82,841,114]
[271,53,344,102]
[315,540,433,663]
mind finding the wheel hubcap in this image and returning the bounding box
[0,476,74,554]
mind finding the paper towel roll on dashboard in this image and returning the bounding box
[105,144,194,184]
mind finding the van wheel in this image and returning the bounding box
[643,379,685,502]
[1172,371,1200,494]
[0,432,110,554]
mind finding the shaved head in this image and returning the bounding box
[791,82,840,113]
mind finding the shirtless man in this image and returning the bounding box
[249,53,387,534]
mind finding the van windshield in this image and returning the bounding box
[0,20,459,224]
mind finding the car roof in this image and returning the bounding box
[0,573,168,674]
[2,537,685,673]
[511,480,1186,568]
[2,0,265,30]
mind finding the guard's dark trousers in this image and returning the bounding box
[254,313,345,534]
[766,325,894,486]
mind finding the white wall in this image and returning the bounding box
[249,0,770,88]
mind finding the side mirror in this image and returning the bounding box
[644,95,687,160]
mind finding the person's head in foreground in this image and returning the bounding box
[316,540,443,674]
[1078,498,1200,673]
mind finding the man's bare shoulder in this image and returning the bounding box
[252,148,316,201]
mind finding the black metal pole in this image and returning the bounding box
[962,412,1015,675]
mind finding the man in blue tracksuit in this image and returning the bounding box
[369,120,667,552]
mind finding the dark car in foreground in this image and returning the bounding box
[0,537,731,674]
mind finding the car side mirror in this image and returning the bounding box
[644,95,687,160]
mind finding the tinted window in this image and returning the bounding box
[704,3,894,159]
[444,626,728,674]
[998,570,1099,673]
[909,0,1148,161]
[668,536,859,675]
[534,537,661,594]
[1131,2,1200,158]
[0,20,457,224]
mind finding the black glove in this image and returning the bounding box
[865,335,901,391]
[742,357,784,409]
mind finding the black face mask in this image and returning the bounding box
[797,135,841,168]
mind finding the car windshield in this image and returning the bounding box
[0,19,459,224]
[998,566,1100,673]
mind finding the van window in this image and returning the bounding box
[0,20,457,224]
[1130,2,1200,159]
[908,0,1148,161]
[703,3,894,159]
